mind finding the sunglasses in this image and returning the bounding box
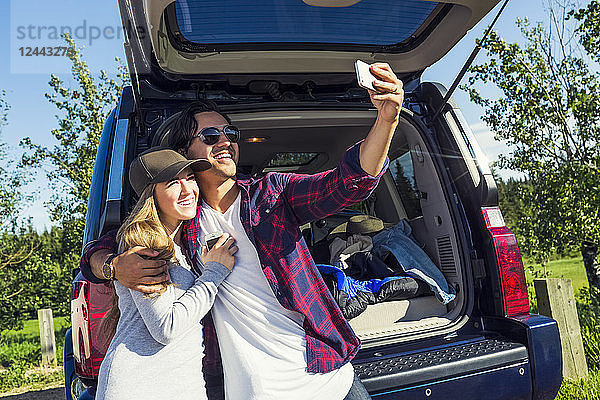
[194,125,240,146]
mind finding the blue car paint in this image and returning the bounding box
[483,314,563,400]
[64,328,75,400]
[372,361,532,399]
[78,387,96,400]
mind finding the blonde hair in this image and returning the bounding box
[117,184,175,261]
[101,183,176,344]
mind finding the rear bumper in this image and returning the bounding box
[354,315,561,400]
[370,361,531,399]
[484,314,562,400]
[356,338,531,399]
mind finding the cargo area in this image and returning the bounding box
[149,106,470,346]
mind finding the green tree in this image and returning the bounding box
[0,226,74,331]
[0,92,29,229]
[0,36,129,330]
[463,2,600,262]
[20,34,128,251]
[571,0,600,62]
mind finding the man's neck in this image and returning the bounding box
[199,176,239,213]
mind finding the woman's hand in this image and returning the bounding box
[200,233,237,271]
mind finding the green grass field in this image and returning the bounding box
[0,316,69,394]
[522,255,600,398]
[525,256,589,294]
[2,317,70,342]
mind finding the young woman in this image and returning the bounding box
[96,148,237,400]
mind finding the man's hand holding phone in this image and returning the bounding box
[355,60,404,123]
[201,232,238,271]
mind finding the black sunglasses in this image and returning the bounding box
[194,125,240,146]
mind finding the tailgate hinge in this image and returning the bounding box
[472,258,486,281]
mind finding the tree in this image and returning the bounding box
[571,0,600,62]
[20,34,128,249]
[0,226,74,331]
[463,2,600,262]
[0,92,29,230]
[0,35,129,330]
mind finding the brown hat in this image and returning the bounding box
[329,215,390,236]
[129,147,211,196]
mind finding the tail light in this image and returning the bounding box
[71,273,114,383]
[481,207,530,317]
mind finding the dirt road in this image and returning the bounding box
[0,387,64,400]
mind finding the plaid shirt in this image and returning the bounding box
[80,141,388,374]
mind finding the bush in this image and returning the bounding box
[577,287,600,372]
[0,226,75,331]
[556,370,600,399]
[0,317,68,392]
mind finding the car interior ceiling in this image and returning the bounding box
[142,108,465,338]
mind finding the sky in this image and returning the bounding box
[0,0,559,231]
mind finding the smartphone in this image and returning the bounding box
[355,60,377,91]
[204,231,224,250]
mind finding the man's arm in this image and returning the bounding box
[81,231,169,294]
[359,62,404,177]
[279,63,404,225]
[280,142,387,226]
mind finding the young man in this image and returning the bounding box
[81,63,404,400]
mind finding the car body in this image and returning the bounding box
[65,1,563,399]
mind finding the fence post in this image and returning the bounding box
[38,308,57,366]
[534,278,588,380]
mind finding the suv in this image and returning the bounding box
[63,1,563,399]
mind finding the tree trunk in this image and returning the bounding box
[581,241,600,291]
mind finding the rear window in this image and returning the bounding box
[389,150,422,219]
[266,152,319,167]
[171,0,442,50]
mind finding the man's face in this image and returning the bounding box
[185,111,239,181]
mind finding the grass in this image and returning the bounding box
[522,254,600,399]
[0,316,69,394]
[524,256,588,294]
[556,370,600,399]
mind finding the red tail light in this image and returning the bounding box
[481,207,530,317]
[71,274,114,382]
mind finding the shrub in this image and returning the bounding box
[577,287,600,372]
[0,317,68,392]
[556,370,600,399]
[0,226,74,331]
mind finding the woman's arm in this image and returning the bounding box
[129,261,230,345]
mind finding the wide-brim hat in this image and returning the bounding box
[329,215,391,236]
[129,147,211,196]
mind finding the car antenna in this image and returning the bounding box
[432,0,511,122]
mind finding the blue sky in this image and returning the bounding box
[0,1,557,230]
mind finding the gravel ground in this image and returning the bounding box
[0,387,64,400]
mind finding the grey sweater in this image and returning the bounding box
[96,258,230,400]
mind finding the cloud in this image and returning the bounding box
[469,123,524,180]
[469,122,488,133]
[469,123,507,160]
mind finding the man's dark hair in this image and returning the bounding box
[169,100,231,153]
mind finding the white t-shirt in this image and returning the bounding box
[199,193,354,400]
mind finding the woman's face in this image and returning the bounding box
[154,168,199,231]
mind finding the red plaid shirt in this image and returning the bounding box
[80,141,387,374]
